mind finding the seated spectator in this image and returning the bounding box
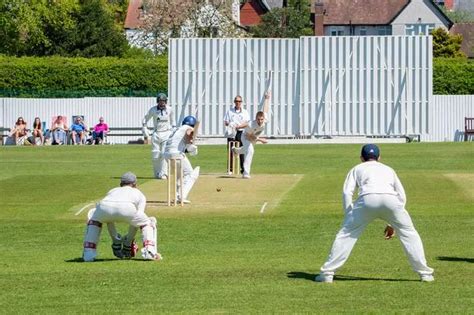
[70,116,88,145]
[32,117,44,145]
[10,117,28,145]
[92,117,109,145]
[51,115,68,145]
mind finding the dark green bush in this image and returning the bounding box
[433,58,474,95]
[0,56,168,97]
[0,56,472,98]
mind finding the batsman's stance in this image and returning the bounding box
[164,116,200,204]
[315,144,434,283]
[142,93,175,179]
[82,172,162,262]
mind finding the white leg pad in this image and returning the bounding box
[83,220,102,262]
[141,217,158,259]
[181,166,200,200]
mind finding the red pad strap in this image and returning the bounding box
[143,240,155,247]
[87,220,102,227]
[83,241,97,249]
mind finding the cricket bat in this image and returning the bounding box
[192,121,200,141]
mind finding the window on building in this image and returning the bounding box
[330,26,345,36]
[377,26,392,35]
[359,26,367,36]
[405,23,436,35]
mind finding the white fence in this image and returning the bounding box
[1,37,473,144]
[1,95,473,143]
[169,36,432,137]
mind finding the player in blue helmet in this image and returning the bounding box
[315,144,434,283]
[182,115,196,127]
[163,116,200,204]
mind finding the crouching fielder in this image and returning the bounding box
[82,172,162,262]
[233,92,270,179]
[315,144,434,283]
[164,116,200,204]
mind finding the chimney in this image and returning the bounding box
[313,1,324,36]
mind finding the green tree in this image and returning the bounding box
[251,0,313,38]
[67,0,128,57]
[0,0,127,57]
[432,27,465,58]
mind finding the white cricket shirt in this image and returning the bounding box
[101,186,147,213]
[142,105,175,132]
[342,161,406,210]
[223,107,250,131]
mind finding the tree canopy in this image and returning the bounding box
[0,0,128,57]
[432,27,465,58]
[251,0,313,38]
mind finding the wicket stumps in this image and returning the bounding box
[167,158,184,206]
[227,141,240,175]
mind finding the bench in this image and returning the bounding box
[465,117,474,141]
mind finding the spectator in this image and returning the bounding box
[51,115,68,145]
[92,117,109,145]
[70,116,88,145]
[32,117,44,145]
[10,117,28,145]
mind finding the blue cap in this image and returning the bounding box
[182,115,197,127]
[361,144,380,161]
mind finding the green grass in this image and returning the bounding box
[0,143,473,313]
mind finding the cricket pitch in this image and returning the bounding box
[140,174,303,216]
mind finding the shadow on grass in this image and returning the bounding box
[287,271,417,282]
[65,257,159,263]
[437,256,474,263]
[111,176,156,180]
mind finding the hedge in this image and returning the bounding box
[433,58,474,95]
[0,56,472,97]
[0,56,168,98]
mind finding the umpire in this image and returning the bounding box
[223,95,250,174]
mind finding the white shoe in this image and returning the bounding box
[177,199,191,204]
[420,274,435,282]
[315,273,333,283]
[242,174,251,179]
[83,249,96,262]
[141,248,163,261]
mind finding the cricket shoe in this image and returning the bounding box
[420,274,435,282]
[315,273,334,283]
[177,198,191,204]
[122,241,138,259]
[141,248,163,261]
[242,174,251,179]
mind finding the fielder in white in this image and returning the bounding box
[164,115,200,204]
[315,144,434,283]
[232,92,270,179]
[82,172,162,262]
[142,93,175,179]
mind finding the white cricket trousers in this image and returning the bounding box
[320,194,434,276]
[151,130,172,178]
[236,136,255,176]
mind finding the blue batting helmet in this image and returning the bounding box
[182,116,197,127]
[361,144,380,161]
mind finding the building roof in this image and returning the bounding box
[450,23,474,58]
[124,0,142,29]
[320,0,410,25]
